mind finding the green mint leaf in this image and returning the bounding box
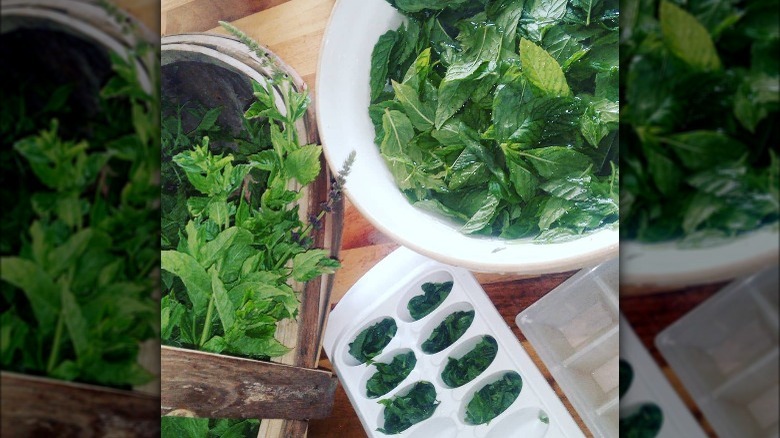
[392,0,470,13]
[661,131,747,171]
[291,249,338,283]
[465,372,523,425]
[520,38,571,96]
[391,80,435,131]
[519,146,591,179]
[366,351,417,398]
[407,281,453,320]
[461,194,500,234]
[527,0,567,27]
[0,257,59,330]
[380,109,416,188]
[285,145,322,186]
[162,416,209,437]
[226,334,290,359]
[441,336,498,388]
[619,403,664,437]
[60,284,92,364]
[421,310,475,354]
[195,106,222,132]
[619,359,633,399]
[161,250,211,318]
[377,381,439,434]
[581,98,619,147]
[200,227,254,270]
[349,318,397,364]
[370,30,399,103]
[210,267,235,334]
[660,0,721,71]
[502,147,538,202]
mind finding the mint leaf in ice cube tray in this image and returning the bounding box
[421,310,475,354]
[407,281,453,321]
[377,381,440,435]
[349,318,398,364]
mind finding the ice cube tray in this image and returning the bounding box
[619,314,707,438]
[516,258,619,438]
[656,266,779,438]
[322,247,584,438]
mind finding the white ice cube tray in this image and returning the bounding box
[322,247,585,438]
[656,266,779,438]
[619,313,708,438]
[516,258,619,438]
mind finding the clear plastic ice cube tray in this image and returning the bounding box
[619,313,707,438]
[322,247,584,438]
[516,258,619,438]
[656,265,779,438]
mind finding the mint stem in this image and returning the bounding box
[47,310,64,374]
[199,295,215,347]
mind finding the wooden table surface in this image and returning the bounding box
[158,1,721,436]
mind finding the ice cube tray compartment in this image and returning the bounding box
[323,247,584,438]
[516,258,619,438]
[656,266,780,438]
[437,335,498,389]
[619,314,708,438]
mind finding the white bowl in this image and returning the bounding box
[316,0,618,274]
[621,225,779,287]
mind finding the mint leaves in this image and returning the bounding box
[441,336,498,388]
[366,351,417,398]
[160,24,344,361]
[421,310,475,354]
[464,372,523,425]
[349,318,398,364]
[370,0,619,240]
[621,0,779,244]
[1,46,160,388]
[377,381,440,434]
[407,281,453,321]
[619,360,663,437]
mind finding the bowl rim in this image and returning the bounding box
[621,224,780,287]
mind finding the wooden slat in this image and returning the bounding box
[206,0,336,90]
[1,371,159,438]
[161,0,289,34]
[114,0,160,33]
[620,280,729,297]
[161,346,338,420]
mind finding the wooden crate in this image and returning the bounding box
[1,372,159,437]
[160,31,343,437]
[0,1,160,436]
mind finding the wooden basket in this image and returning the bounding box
[0,0,160,436]
[160,33,343,438]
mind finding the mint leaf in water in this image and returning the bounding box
[465,372,523,425]
[441,336,498,388]
[369,0,619,240]
[407,281,453,320]
[619,403,664,438]
[377,381,439,434]
[349,318,398,364]
[366,351,417,398]
[621,0,779,244]
[421,310,475,354]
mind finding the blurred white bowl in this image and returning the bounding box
[316,0,618,274]
[621,225,779,287]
